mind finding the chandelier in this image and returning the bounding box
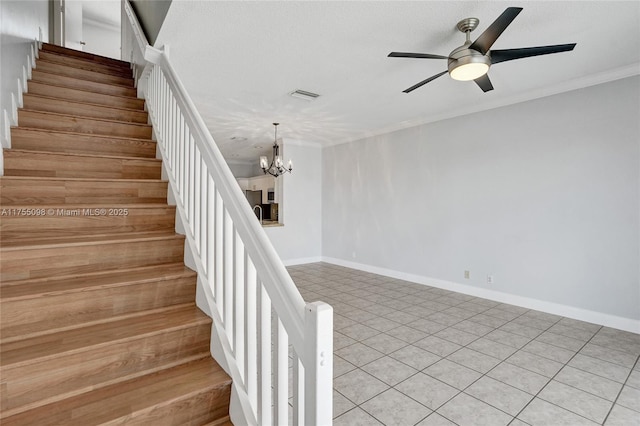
[260,123,292,178]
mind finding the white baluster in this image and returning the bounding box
[199,160,208,271]
[163,77,169,153]
[171,97,178,172]
[188,135,195,235]
[193,149,201,254]
[273,316,288,425]
[168,95,174,171]
[245,258,258,413]
[206,175,215,289]
[214,191,223,313]
[258,284,272,426]
[223,209,233,335]
[234,233,245,380]
[292,352,305,426]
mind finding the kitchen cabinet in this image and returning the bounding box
[247,175,275,204]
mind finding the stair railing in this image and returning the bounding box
[122,2,332,425]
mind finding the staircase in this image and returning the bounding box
[0,43,232,425]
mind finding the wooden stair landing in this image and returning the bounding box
[0,43,231,425]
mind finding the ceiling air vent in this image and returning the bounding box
[289,89,320,101]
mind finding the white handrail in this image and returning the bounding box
[122,2,333,425]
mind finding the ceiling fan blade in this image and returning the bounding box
[403,70,448,93]
[388,52,449,60]
[490,44,577,64]
[474,74,494,92]
[469,7,523,54]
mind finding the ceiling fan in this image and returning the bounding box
[388,7,576,93]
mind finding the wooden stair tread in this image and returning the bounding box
[17,110,151,141]
[1,263,194,297]
[1,357,231,426]
[17,110,152,140]
[41,43,131,69]
[38,50,134,77]
[1,202,176,241]
[0,230,182,250]
[1,263,195,344]
[1,175,164,183]
[32,68,137,97]
[1,176,169,206]
[27,80,145,110]
[12,126,156,147]
[4,148,162,163]
[19,108,152,130]
[203,419,234,426]
[1,202,173,210]
[3,149,161,179]
[0,305,209,367]
[22,93,148,123]
[35,58,134,88]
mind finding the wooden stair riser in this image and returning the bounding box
[11,128,156,158]
[41,43,130,70]
[0,235,185,281]
[0,178,167,205]
[203,416,234,426]
[31,69,137,98]
[35,60,134,88]
[3,150,161,180]
[1,275,196,341]
[1,205,176,240]
[1,358,231,426]
[18,110,152,139]
[27,81,145,110]
[116,386,232,426]
[38,51,133,78]
[22,93,148,124]
[1,322,211,414]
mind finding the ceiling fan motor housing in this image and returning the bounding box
[447,43,491,81]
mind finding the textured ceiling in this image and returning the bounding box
[154,1,640,163]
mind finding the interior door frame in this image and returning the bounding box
[51,0,83,49]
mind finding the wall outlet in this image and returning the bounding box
[351,251,356,259]
[464,270,470,279]
[487,275,494,285]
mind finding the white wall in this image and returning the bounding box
[83,20,120,59]
[265,142,322,264]
[0,0,49,149]
[322,76,640,328]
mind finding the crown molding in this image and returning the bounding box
[325,64,640,148]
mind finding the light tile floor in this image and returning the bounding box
[287,263,640,426]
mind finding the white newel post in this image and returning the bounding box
[304,302,334,425]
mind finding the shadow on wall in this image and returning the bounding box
[129,0,172,46]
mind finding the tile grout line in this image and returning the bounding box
[337,272,539,424]
[509,324,608,424]
[428,306,559,425]
[601,353,640,425]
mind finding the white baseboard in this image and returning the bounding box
[282,256,323,266]
[319,257,640,334]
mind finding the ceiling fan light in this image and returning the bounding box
[447,47,491,81]
[450,62,489,81]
